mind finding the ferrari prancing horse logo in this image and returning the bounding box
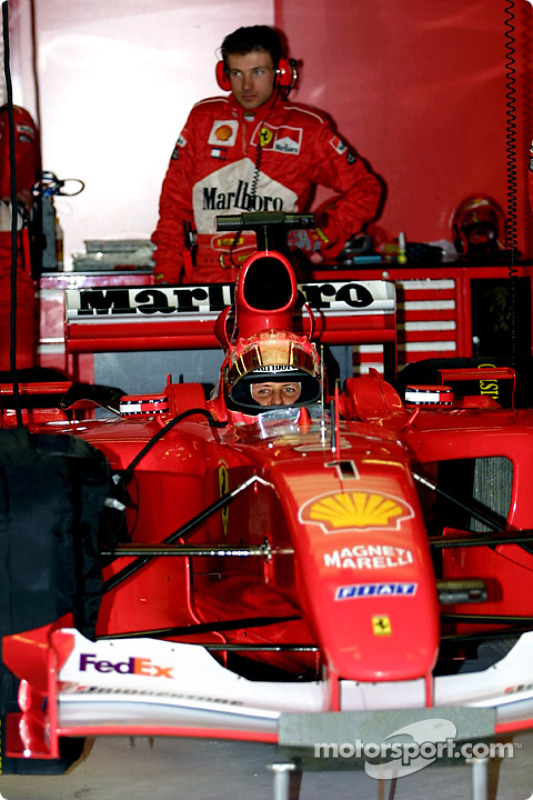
[372,615,392,636]
[218,464,229,536]
[259,127,274,146]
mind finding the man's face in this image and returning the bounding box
[251,381,302,407]
[226,50,276,110]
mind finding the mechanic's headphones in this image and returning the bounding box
[216,57,297,92]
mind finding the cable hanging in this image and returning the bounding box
[503,0,519,270]
[2,0,23,427]
[503,0,519,375]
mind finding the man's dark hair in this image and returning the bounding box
[221,26,283,69]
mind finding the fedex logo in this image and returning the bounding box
[80,653,174,679]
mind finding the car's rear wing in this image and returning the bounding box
[63,279,398,377]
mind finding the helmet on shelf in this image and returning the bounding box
[451,195,506,257]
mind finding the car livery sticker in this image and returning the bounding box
[65,280,395,320]
[324,460,359,480]
[120,395,170,416]
[79,652,174,679]
[323,544,414,569]
[299,490,414,533]
[218,463,230,536]
[504,682,533,695]
[372,616,392,636]
[335,582,417,600]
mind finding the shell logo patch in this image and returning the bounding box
[299,490,414,533]
[215,125,233,141]
[208,120,238,147]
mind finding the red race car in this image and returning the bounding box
[0,213,531,795]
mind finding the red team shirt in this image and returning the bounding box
[152,92,381,283]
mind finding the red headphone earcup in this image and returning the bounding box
[216,61,231,91]
[216,57,297,91]
[276,58,296,89]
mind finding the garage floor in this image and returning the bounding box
[0,731,531,800]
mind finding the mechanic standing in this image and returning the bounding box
[151,25,381,284]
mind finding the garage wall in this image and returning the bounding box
[6,0,273,266]
[276,0,533,256]
[4,0,533,263]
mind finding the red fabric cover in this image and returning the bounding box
[0,230,37,370]
[0,106,40,206]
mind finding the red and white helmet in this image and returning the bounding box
[221,329,321,420]
[451,195,506,256]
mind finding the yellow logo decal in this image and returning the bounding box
[215,124,234,141]
[259,127,274,146]
[372,616,392,636]
[218,465,229,536]
[300,491,414,533]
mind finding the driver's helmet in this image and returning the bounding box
[223,329,321,418]
[451,195,506,256]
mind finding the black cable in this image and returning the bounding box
[2,0,23,428]
[29,0,42,142]
[121,407,226,484]
[249,130,264,199]
[504,0,519,267]
[33,170,85,198]
[227,87,281,268]
[227,135,263,268]
[503,0,519,374]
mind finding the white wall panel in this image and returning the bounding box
[7,0,273,267]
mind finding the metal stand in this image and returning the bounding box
[269,758,491,800]
[468,756,489,800]
[271,709,497,800]
[269,762,297,800]
[269,758,492,800]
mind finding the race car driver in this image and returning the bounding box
[250,380,302,406]
[208,327,323,424]
[151,25,381,284]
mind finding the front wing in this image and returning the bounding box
[4,628,533,765]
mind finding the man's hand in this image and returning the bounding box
[287,227,330,255]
